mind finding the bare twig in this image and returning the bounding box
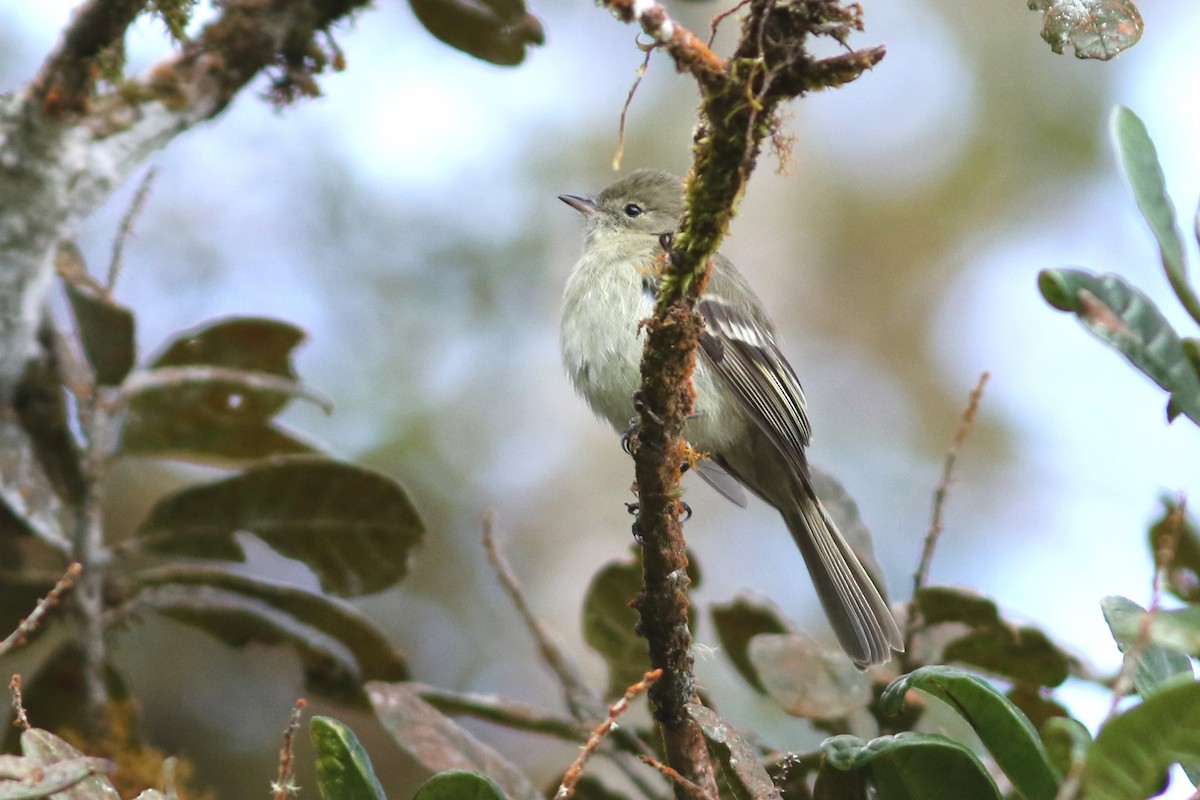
[272,698,307,800]
[911,372,990,594]
[413,683,591,741]
[9,675,30,730]
[554,669,662,800]
[0,563,83,658]
[482,514,603,720]
[107,167,158,292]
[613,42,656,171]
[638,756,713,800]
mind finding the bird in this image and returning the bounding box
[558,168,903,667]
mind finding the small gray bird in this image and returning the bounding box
[559,168,903,667]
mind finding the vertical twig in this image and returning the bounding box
[107,167,157,292]
[272,698,307,800]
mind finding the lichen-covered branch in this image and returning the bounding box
[597,1,885,797]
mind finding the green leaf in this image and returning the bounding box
[135,456,424,597]
[749,633,871,719]
[581,556,649,698]
[943,623,1071,688]
[1100,596,1196,696]
[1149,498,1200,603]
[1035,0,1143,60]
[311,716,387,800]
[407,0,544,66]
[1083,679,1200,800]
[881,666,1060,800]
[1038,268,1200,427]
[816,733,1001,800]
[120,316,324,465]
[1113,106,1200,326]
[414,771,507,800]
[1099,597,1200,662]
[687,705,781,800]
[914,586,1002,627]
[367,682,541,800]
[133,566,409,701]
[1006,684,1073,733]
[1041,717,1091,784]
[710,595,790,693]
[63,281,135,387]
[19,729,119,800]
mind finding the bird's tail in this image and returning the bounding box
[783,495,904,668]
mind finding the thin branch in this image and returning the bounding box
[412,683,591,741]
[9,675,30,731]
[554,669,662,800]
[482,514,604,720]
[613,42,656,171]
[638,757,714,800]
[107,167,157,292]
[0,563,82,658]
[601,0,724,86]
[272,698,307,800]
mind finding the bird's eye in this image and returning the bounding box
[623,203,643,218]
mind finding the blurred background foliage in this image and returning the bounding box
[2,0,1199,796]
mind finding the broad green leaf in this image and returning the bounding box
[817,733,1001,800]
[881,666,1059,800]
[135,581,386,702]
[1007,684,1073,732]
[19,729,119,800]
[119,413,319,466]
[1038,268,1200,427]
[749,633,871,719]
[367,682,541,800]
[1083,679,1200,800]
[0,423,70,552]
[914,586,1002,627]
[408,0,544,66]
[134,566,409,688]
[311,716,386,800]
[1149,499,1200,603]
[687,704,781,800]
[710,595,790,693]
[135,456,423,597]
[148,316,305,377]
[63,281,135,387]
[1100,596,1195,697]
[1035,0,1143,60]
[0,752,114,799]
[943,623,1071,688]
[582,556,649,698]
[1099,597,1200,662]
[1113,106,1200,326]
[414,771,507,800]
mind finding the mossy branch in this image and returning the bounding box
[598,1,885,797]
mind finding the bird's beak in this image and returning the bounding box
[558,194,599,216]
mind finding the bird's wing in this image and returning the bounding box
[696,294,812,479]
[691,458,749,507]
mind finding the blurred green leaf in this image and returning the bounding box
[710,595,790,693]
[19,729,119,800]
[880,666,1060,800]
[135,456,424,597]
[1101,595,1196,697]
[1033,0,1142,60]
[408,0,544,66]
[1113,106,1200,326]
[944,623,1071,687]
[749,633,871,720]
[582,555,648,698]
[1041,717,1091,784]
[1038,268,1200,427]
[134,565,409,689]
[686,705,779,800]
[134,578,400,703]
[1149,499,1200,603]
[367,682,542,800]
[1083,679,1200,800]
[120,316,325,464]
[311,716,387,800]
[63,280,135,387]
[914,586,1002,627]
[414,771,507,800]
[817,733,1001,799]
[1006,684,1073,733]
